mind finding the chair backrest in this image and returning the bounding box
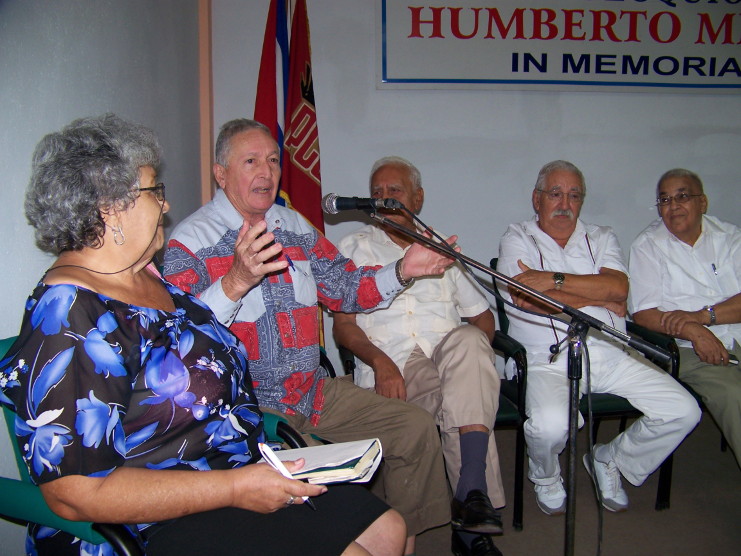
[0,336,28,480]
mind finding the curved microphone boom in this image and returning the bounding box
[321,193,403,215]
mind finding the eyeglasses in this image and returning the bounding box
[138,183,166,202]
[537,189,585,203]
[656,192,702,207]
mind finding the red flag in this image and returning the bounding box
[255,0,324,234]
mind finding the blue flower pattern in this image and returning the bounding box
[0,279,264,556]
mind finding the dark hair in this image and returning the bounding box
[214,119,273,167]
[24,114,161,255]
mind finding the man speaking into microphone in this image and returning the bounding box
[163,119,460,554]
[333,156,505,556]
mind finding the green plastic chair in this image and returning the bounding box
[0,336,305,555]
[1,336,144,554]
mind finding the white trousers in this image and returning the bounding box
[524,340,701,487]
[403,325,505,507]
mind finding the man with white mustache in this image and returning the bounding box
[497,160,700,516]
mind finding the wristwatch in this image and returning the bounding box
[704,305,717,326]
[553,272,565,290]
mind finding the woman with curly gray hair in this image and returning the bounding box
[26,113,163,256]
[1,114,404,556]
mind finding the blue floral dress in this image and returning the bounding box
[0,279,264,556]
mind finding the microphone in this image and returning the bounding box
[321,193,403,215]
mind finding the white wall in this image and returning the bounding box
[0,0,738,549]
[0,1,200,551]
[212,0,741,372]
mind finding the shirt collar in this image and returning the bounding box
[373,221,430,253]
[658,214,710,249]
[214,188,246,230]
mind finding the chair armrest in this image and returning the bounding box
[626,321,674,351]
[626,321,680,378]
[0,477,145,555]
[0,476,107,544]
[337,345,356,376]
[492,330,525,362]
[92,523,145,556]
[492,331,527,384]
[262,413,308,448]
[491,331,527,416]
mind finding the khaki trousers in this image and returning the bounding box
[678,340,741,467]
[263,375,451,535]
[403,325,505,508]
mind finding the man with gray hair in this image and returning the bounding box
[164,120,459,555]
[334,156,504,556]
[629,168,741,467]
[497,160,700,516]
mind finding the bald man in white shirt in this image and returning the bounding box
[629,168,741,467]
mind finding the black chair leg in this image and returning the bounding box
[655,453,673,511]
[591,418,602,444]
[618,416,628,433]
[512,424,525,531]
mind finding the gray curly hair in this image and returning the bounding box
[25,113,161,255]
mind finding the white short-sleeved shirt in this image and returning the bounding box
[338,224,490,389]
[628,215,741,350]
[498,217,628,365]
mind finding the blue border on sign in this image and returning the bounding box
[379,0,741,90]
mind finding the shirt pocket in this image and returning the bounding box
[292,262,318,307]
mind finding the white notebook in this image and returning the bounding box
[260,438,382,484]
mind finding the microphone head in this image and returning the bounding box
[321,193,340,215]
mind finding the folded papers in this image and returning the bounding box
[262,438,382,484]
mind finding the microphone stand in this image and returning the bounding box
[365,209,670,556]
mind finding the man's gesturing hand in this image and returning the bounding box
[222,220,288,301]
[400,234,459,281]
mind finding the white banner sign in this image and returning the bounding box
[377,0,741,91]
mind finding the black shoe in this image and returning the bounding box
[451,489,504,535]
[451,530,504,556]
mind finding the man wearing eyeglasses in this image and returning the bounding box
[629,168,741,467]
[497,160,700,516]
